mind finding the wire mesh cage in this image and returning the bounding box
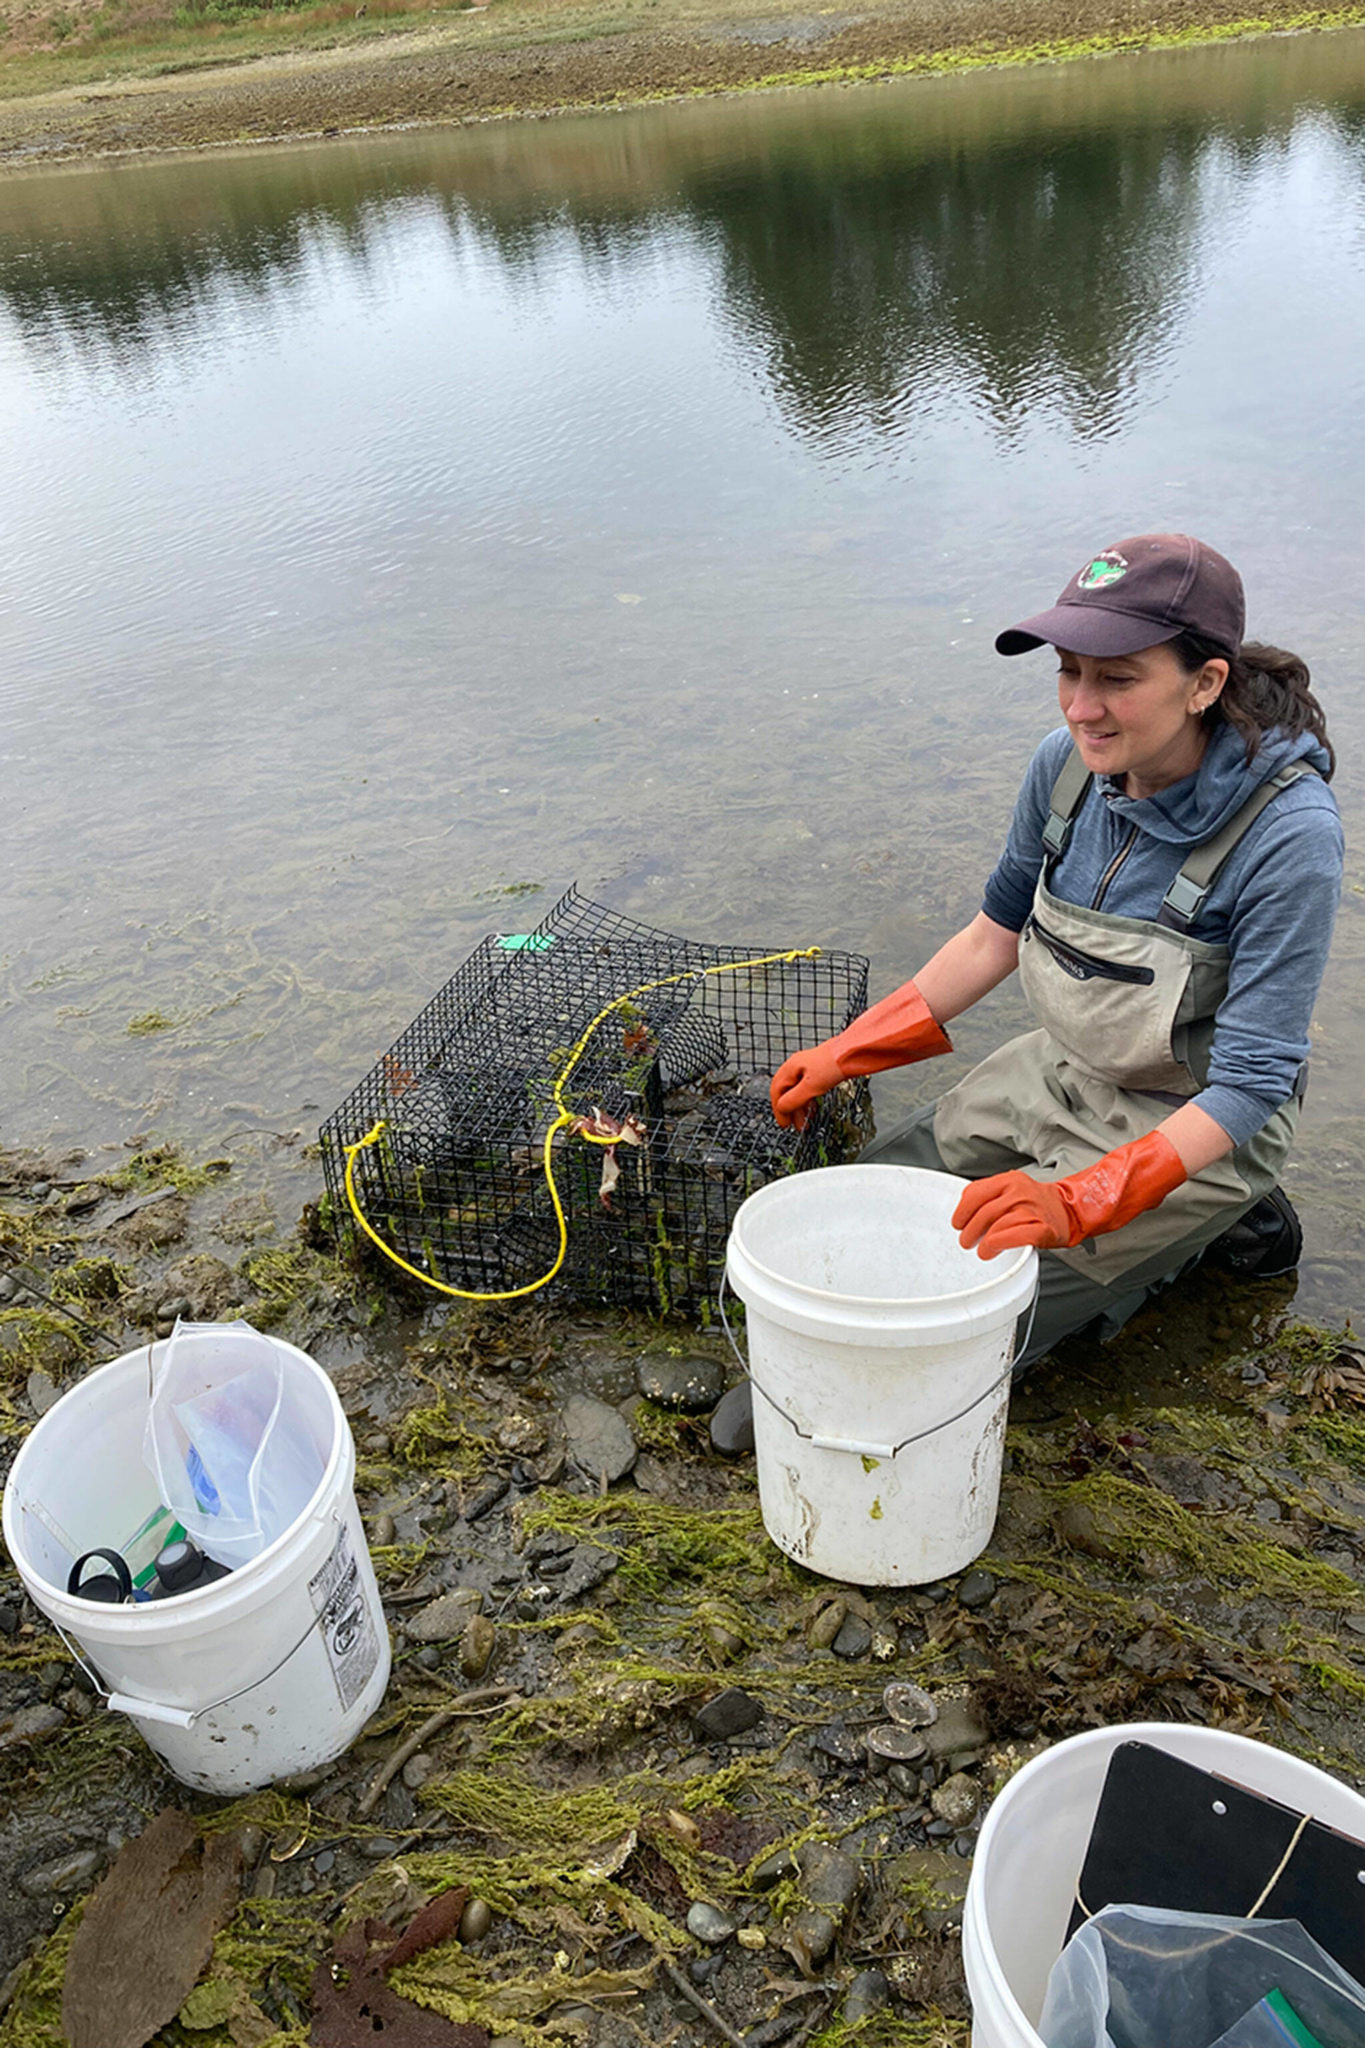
[320,888,873,1315]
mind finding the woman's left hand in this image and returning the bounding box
[952,1129,1188,1259]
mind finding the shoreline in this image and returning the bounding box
[2,0,1364,168]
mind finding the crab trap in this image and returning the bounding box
[320,888,873,1314]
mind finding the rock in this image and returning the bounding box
[831,1613,873,1660]
[361,1836,401,1860]
[111,1194,189,1252]
[402,1753,437,1790]
[370,1512,397,1548]
[924,1691,990,1767]
[0,1272,17,1301]
[737,1926,766,1950]
[0,1704,65,1750]
[275,1765,331,1793]
[460,1897,493,1943]
[706,1622,746,1662]
[37,1661,66,1698]
[694,1687,762,1741]
[709,1382,755,1457]
[931,1772,981,1830]
[688,1955,723,1986]
[871,1629,898,1661]
[465,1476,511,1522]
[1054,1499,1120,1560]
[459,1614,497,1680]
[0,1605,17,1639]
[545,2003,597,2038]
[797,1841,860,1912]
[26,1370,60,1417]
[416,1646,441,1671]
[842,1969,891,2023]
[639,1353,727,1413]
[811,1722,862,1766]
[562,1394,637,1483]
[808,1600,848,1650]
[314,1849,336,1874]
[20,1848,103,1896]
[157,1253,237,1320]
[362,1431,392,1456]
[753,1846,797,1889]
[555,1543,620,1602]
[687,1901,737,1944]
[784,1841,860,1971]
[925,1817,953,1839]
[957,1568,997,1611]
[235,1825,265,1868]
[407,1588,484,1642]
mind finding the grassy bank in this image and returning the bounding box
[2,0,1364,166]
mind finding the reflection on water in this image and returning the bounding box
[11,50,1365,442]
[3,33,1365,1316]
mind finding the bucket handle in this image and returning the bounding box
[48,1514,346,1732]
[717,1272,1039,1461]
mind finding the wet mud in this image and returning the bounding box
[3,1135,1365,2046]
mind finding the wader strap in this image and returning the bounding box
[1041,745,1094,877]
[1158,760,1317,932]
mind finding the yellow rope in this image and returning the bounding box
[342,947,821,1301]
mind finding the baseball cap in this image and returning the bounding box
[995,534,1245,660]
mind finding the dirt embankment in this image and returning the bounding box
[2,0,1364,166]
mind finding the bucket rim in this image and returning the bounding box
[2,1333,353,1630]
[730,1164,1035,1311]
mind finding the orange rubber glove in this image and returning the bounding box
[952,1129,1187,1258]
[771,982,952,1129]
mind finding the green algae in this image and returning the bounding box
[748,5,1365,98]
[0,1902,83,2048]
[126,1009,180,1036]
[1044,1468,1358,1604]
[239,1241,357,1330]
[517,1490,780,1599]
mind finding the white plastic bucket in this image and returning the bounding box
[963,1723,1365,2048]
[725,1164,1037,1587]
[2,1336,391,1795]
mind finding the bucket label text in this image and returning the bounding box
[309,1524,379,1711]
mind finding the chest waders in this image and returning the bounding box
[928,747,1316,1286]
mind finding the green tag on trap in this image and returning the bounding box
[497,934,555,952]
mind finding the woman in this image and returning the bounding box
[771,533,1343,1373]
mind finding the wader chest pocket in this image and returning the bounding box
[1025,916,1156,986]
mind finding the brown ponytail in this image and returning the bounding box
[1170,629,1335,781]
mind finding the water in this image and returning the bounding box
[3,33,1365,1314]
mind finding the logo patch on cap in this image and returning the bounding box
[1078,550,1128,590]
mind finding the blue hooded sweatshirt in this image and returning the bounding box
[981,719,1343,1148]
